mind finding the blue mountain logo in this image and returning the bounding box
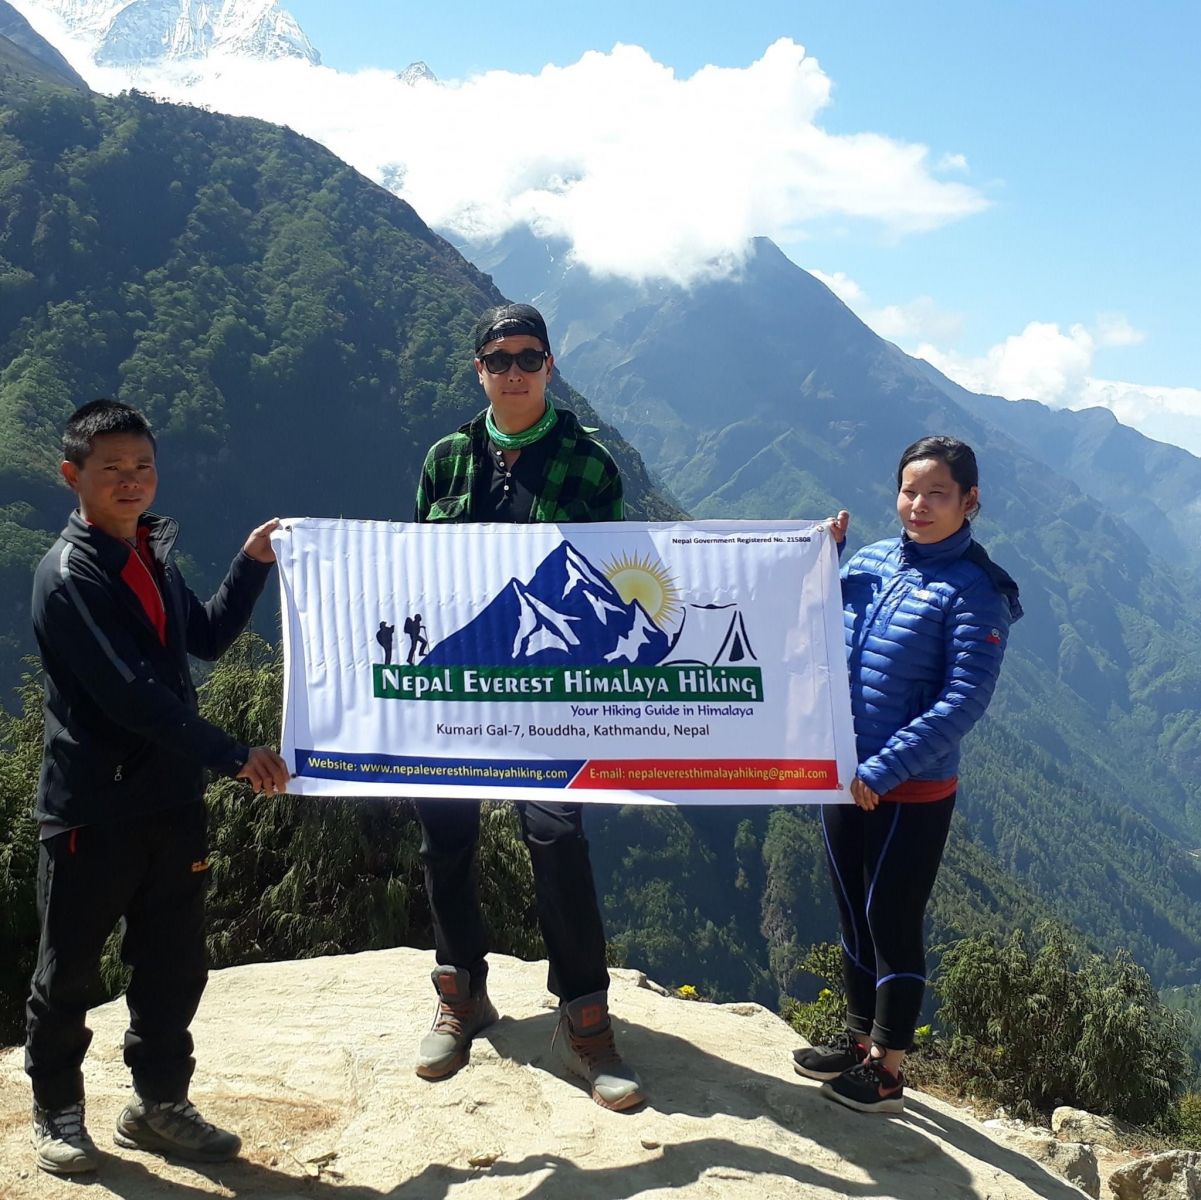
[425,541,671,667]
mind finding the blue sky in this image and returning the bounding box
[19,0,1201,450]
[285,0,1198,388]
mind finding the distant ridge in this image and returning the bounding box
[0,0,87,87]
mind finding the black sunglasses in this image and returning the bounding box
[479,348,549,375]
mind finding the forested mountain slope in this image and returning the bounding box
[0,72,678,684]
[464,231,1201,991]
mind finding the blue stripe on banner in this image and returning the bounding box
[295,749,586,788]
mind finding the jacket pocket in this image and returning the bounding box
[63,726,144,791]
[424,496,469,522]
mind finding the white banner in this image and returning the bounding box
[273,518,856,805]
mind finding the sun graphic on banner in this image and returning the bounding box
[601,553,683,626]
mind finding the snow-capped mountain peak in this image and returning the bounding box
[29,0,320,65]
[511,582,581,659]
[562,542,615,600]
[398,60,435,86]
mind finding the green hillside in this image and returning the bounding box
[0,76,678,685]
[0,0,88,93]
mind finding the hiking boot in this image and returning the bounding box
[820,1055,905,1113]
[793,1030,869,1080]
[555,991,645,1112]
[32,1102,99,1175]
[416,965,498,1080]
[114,1097,241,1162]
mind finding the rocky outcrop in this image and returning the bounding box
[989,1124,1101,1197]
[0,948,1097,1197]
[1108,1151,1201,1200]
[1054,1105,1137,1151]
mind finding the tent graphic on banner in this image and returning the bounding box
[663,603,758,666]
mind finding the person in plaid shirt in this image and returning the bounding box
[410,303,643,1112]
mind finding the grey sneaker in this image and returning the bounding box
[114,1096,241,1162]
[416,965,499,1080]
[32,1101,99,1175]
[555,991,645,1111]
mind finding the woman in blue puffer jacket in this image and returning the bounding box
[793,435,1022,1114]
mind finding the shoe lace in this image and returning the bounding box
[431,997,476,1037]
[846,1056,902,1088]
[151,1100,216,1136]
[827,1030,864,1054]
[43,1103,85,1140]
[563,1022,621,1069]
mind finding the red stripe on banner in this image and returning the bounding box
[567,759,840,790]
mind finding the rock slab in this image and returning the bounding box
[1054,1106,1136,1151]
[1,947,1094,1198]
[1108,1151,1201,1200]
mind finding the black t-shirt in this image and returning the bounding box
[472,435,554,523]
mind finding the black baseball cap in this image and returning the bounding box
[473,303,551,354]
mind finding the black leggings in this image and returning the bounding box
[821,794,955,1050]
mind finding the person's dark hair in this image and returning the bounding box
[62,399,156,466]
[896,435,980,517]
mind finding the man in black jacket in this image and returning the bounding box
[25,400,289,1175]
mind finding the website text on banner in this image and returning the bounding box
[273,518,856,805]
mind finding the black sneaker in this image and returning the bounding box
[792,1030,868,1081]
[820,1056,905,1113]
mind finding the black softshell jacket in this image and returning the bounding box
[31,511,272,826]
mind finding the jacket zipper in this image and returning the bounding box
[847,564,909,683]
[127,544,165,615]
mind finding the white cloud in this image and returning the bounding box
[1095,313,1145,348]
[916,321,1095,405]
[1081,379,1201,456]
[913,319,1201,457]
[866,296,964,345]
[12,20,988,286]
[808,269,864,304]
[936,152,969,174]
[804,271,965,343]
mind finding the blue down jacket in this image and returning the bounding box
[841,523,1021,795]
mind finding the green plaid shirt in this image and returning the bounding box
[415,408,625,523]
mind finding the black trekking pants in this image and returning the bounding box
[821,793,955,1050]
[25,804,209,1110]
[416,798,610,1002]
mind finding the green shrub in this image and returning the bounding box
[1166,1092,1201,1148]
[0,670,43,1043]
[938,925,1190,1123]
[781,942,846,1048]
